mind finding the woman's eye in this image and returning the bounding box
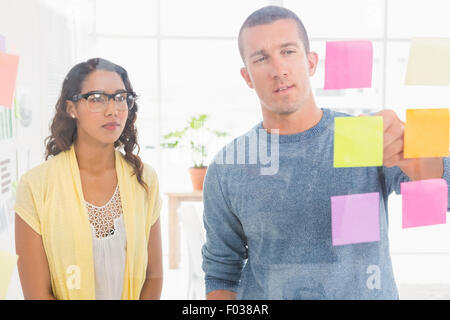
[90,95,104,103]
[115,95,126,102]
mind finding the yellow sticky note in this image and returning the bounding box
[0,250,18,300]
[405,38,450,86]
[334,116,383,168]
[404,108,450,158]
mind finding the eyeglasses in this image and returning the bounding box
[70,90,138,113]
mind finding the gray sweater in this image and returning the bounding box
[201,108,450,299]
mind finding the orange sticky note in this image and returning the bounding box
[404,108,450,158]
[0,52,20,109]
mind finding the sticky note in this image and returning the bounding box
[331,192,380,246]
[324,40,373,90]
[0,35,5,52]
[334,116,383,167]
[0,52,20,109]
[405,38,450,86]
[404,108,450,158]
[401,179,448,229]
[0,251,18,300]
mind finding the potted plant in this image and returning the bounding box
[161,114,228,190]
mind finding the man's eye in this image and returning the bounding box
[254,56,267,63]
[283,49,296,55]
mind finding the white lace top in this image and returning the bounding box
[85,184,126,300]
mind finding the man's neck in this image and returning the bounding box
[261,101,323,135]
[74,137,116,174]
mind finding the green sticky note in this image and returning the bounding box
[334,116,383,168]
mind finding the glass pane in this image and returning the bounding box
[93,38,158,119]
[92,38,159,171]
[161,39,257,119]
[285,0,384,38]
[388,0,450,38]
[95,0,157,36]
[136,116,160,172]
[160,39,260,191]
[389,195,450,253]
[385,41,450,121]
[161,0,269,37]
[310,40,383,115]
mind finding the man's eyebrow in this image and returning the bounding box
[280,42,299,49]
[249,42,300,59]
[249,49,266,59]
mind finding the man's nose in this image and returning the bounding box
[270,56,288,79]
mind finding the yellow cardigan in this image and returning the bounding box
[14,144,162,300]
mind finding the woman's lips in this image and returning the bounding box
[102,123,120,131]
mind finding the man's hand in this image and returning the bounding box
[361,109,444,180]
[376,109,408,169]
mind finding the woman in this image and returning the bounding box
[14,58,163,300]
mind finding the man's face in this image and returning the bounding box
[240,19,318,116]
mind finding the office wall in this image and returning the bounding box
[0,0,94,299]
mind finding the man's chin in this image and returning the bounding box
[268,104,302,116]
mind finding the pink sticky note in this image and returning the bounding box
[0,52,19,109]
[324,40,373,90]
[401,179,448,229]
[331,192,380,246]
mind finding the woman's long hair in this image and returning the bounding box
[44,58,148,193]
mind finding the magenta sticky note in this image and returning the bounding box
[324,40,373,90]
[0,35,5,52]
[331,192,380,246]
[401,179,448,229]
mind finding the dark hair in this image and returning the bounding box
[44,57,148,193]
[238,5,310,63]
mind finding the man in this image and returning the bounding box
[201,6,449,299]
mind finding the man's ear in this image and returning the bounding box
[240,67,254,89]
[66,100,77,118]
[306,51,319,77]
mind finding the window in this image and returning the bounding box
[161,0,268,37]
[95,0,157,36]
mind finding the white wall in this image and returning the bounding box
[0,0,94,299]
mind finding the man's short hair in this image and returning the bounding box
[238,6,310,64]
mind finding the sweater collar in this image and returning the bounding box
[255,108,331,143]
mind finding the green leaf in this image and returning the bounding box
[207,128,228,137]
[161,113,228,166]
[161,141,179,148]
[190,114,208,130]
[163,128,188,140]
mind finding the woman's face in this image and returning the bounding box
[67,70,129,146]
